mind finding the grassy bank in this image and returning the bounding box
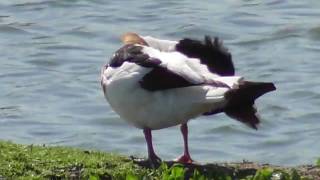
[0,141,319,179]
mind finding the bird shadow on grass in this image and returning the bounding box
[131,156,258,179]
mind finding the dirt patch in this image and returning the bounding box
[133,157,320,179]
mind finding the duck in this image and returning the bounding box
[100,32,276,165]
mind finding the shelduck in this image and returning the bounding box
[100,32,276,165]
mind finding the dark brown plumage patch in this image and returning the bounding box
[139,66,198,91]
[109,44,161,68]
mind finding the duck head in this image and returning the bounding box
[121,32,148,46]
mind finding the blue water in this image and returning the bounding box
[1,0,320,166]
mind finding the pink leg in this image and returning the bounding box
[175,123,194,163]
[143,128,161,164]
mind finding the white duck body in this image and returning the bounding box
[101,45,242,130]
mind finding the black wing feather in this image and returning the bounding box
[175,36,235,76]
[140,66,197,91]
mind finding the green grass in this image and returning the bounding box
[0,141,319,179]
[0,141,150,179]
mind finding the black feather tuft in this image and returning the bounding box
[176,36,235,76]
[223,81,276,129]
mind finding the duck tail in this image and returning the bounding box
[224,81,276,129]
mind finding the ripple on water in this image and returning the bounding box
[12,1,52,7]
[286,89,320,102]
[265,0,287,6]
[308,26,320,40]
[263,104,289,116]
[0,106,22,120]
[205,124,260,137]
[166,25,234,40]
[27,58,62,67]
[0,24,30,35]
[42,44,92,51]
